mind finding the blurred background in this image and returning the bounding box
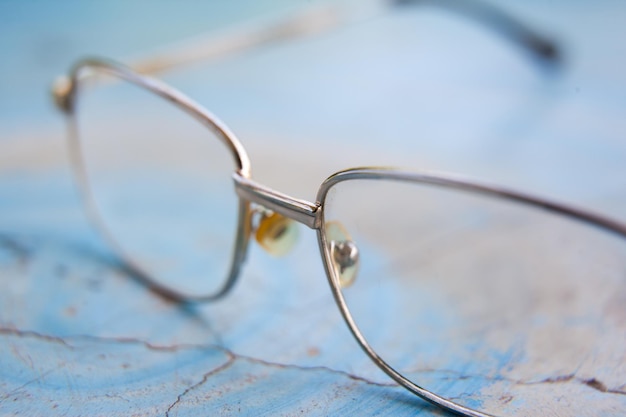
[1,1,625,415]
[1,0,625,203]
[1,0,625,251]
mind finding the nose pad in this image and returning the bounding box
[254,210,299,256]
[325,221,359,288]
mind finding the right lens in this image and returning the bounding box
[320,174,626,416]
[71,68,244,299]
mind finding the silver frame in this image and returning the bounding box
[315,168,626,417]
[55,58,626,417]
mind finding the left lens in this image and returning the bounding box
[319,173,626,416]
[73,69,243,299]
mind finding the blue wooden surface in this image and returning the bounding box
[1,1,626,416]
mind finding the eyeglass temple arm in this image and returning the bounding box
[395,0,560,67]
[128,0,560,77]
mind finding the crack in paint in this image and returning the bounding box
[407,367,626,397]
[0,327,72,348]
[1,326,625,404]
[104,393,131,403]
[582,378,626,396]
[0,327,392,388]
[165,355,236,417]
[0,367,58,403]
[235,354,396,388]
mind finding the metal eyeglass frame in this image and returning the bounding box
[53,58,626,417]
[48,3,623,415]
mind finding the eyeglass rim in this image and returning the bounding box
[316,167,626,240]
[314,167,626,417]
[57,58,254,302]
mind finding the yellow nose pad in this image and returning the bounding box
[325,221,359,288]
[51,75,73,112]
[255,211,299,256]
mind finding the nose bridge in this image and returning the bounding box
[233,173,320,229]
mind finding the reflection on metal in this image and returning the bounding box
[51,75,73,112]
[233,173,319,229]
[325,221,359,288]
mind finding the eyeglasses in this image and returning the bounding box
[52,5,626,417]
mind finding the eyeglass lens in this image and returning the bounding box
[321,178,626,415]
[74,72,240,298]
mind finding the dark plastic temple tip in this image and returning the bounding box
[524,34,562,69]
[391,0,563,71]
